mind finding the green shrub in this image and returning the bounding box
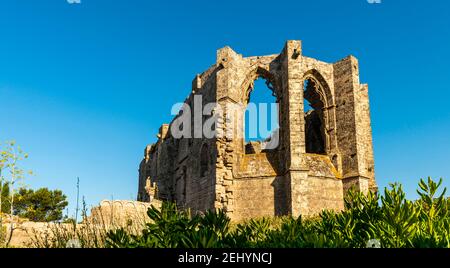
[103,177,449,248]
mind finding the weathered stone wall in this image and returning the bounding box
[3,221,55,248]
[2,200,155,248]
[138,66,219,211]
[233,176,286,221]
[292,175,345,216]
[89,200,155,227]
[138,40,377,221]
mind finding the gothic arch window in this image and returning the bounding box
[243,69,280,154]
[200,144,209,177]
[304,77,327,154]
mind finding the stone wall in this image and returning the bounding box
[292,176,345,216]
[138,40,377,221]
[2,200,157,248]
[232,176,287,221]
[89,200,155,227]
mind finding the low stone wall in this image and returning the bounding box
[88,200,156,227]
[1,220,59,248]
[2,199,159,248]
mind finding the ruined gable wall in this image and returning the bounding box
[138,40,377,220]
[213,43,349,220]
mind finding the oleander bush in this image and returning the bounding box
[106,177,449,248]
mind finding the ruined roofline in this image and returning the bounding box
[245,54,280,61]
[302,55,333,66]
[138,40,377,220]
[188,41,363,103]
[215,41,360,65]
[145,41,366,155]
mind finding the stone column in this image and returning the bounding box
[214,46,246,217]
[333,56,376,194]
[280,40,310,217]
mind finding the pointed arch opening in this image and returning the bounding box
[303,76,327,155]
[244,73,279,154]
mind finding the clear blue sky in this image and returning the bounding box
[1,0,449,217]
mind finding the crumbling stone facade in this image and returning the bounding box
[138,40,376,221]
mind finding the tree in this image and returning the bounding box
[0,183,10,213]
[0,141,31,247]
[14,188,68,222]
[0,148,7,217]
[0,150,7,245]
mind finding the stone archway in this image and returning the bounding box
[239,66,282,154]
[303,70,337,156]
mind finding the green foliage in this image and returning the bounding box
[413,178,449,247]
[1,140,68,223]
[106,177,450,248]
[1,140,34,247]
[13,187,68,222]
[0,140,32,186]
[0,183,10,213]
[106,202,233,248]
[1,184,68,222]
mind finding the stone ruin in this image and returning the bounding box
[89,200,156,227]
[138,40,376,221]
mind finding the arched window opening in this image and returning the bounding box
[244,77,279,154]
[304,79,326,155]
[200,144,209,176]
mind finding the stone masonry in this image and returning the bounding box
[138,40,376,221]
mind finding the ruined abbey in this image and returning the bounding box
[138,40,376,221]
